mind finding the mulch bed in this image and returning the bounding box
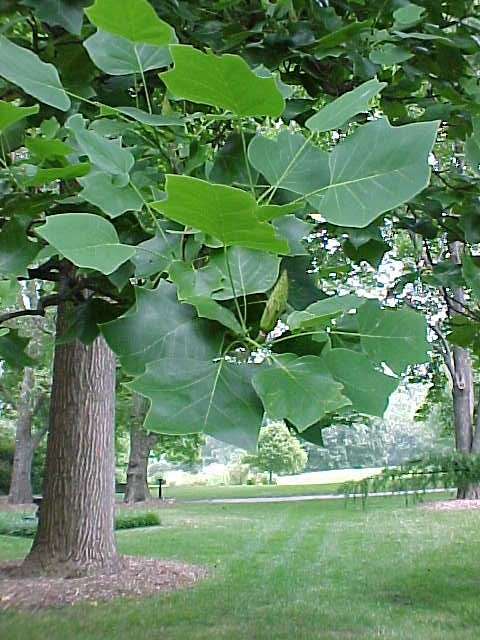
[423,499,480,512]
[0,556,207,612]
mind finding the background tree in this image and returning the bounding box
[122,391,204,503]
[244,422,308,484]
[0,283,52,504]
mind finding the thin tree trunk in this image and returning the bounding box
[8,368,36,504]
[8,390,47,504]
[450,241,480,498]
[21,302,119,577]
[452,346,474,454]
[8,282,49,505]
[124,395,157,503]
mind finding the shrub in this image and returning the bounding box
[0,512,37,538]
[0,510,161,538]
[114,511,161,530]
[0,433,15,495]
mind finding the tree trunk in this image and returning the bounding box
[8,283,48,505]
[8,368,36,504]
[449,241,480,499]
[21,302,119,577]
[124,394,156,503]
[452,346,474,455]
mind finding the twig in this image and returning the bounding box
[0,294,60,325]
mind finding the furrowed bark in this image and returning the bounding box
[124,394,157,503]
[21,301,119,577]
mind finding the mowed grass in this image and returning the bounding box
[1,496,479,640]
[162,482,342,501]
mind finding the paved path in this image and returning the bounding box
[184,487,455,504]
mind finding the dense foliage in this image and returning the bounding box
[0,0,445,452]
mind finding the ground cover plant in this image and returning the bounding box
[0,509,161,538]
[1,497,479,640]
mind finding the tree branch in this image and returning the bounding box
[32,422,49,449]
[430,323,456,383]
[0,294,60,325]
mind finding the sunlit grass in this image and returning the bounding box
[1,496,479,640]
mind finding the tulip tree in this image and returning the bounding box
[0,0,438,574]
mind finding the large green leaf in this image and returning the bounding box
[79,172,143,217]
[462,253,480,301]
[25,137,73,162]
[324,349,398,416]
[129,358,263,450]
[86,0,176,46]
[154,176,290,253]
[36,213,135,275]
[0,330,34,368]
[161,45,284,117]
[248,130,329,197]
[66,115,134,179]
[466,118,480,175]
[356,301,430,374]
[314,20,372,50]
[310,118,439,227]
[288,294,365,331]
[182,296,243,335]
[393,3,426,28]
[369,44,413,66]
[133,227,181,278]
[295,423,326,447]
[0,218,39,277]
[252,354,350,431]
[306,78,386,133]
[205,247,281,300]
[114,107,183,128]
[169,260,243,333]
[0,36,70,111]
[19,162,91,187]
[22,0,90,35]
[102,280,223,374]
[0,280,19,307]
[272,216,313,256]
[169,260,222,300]
[0,101,39,133]
[84,31,171,76]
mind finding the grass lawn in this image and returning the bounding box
[162,482,342,501]
[1,495,479,640]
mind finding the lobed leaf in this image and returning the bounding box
[129,358,263,450]
[86,0,177,46]
[0,36,70,111]
[161,45,284,117]
[36,213,135,275]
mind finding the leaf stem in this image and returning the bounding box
[130,182,168,241]
[239,127,255,197]
[258,132,314,205]
[134,46,153,115]
[223,246,247,334]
